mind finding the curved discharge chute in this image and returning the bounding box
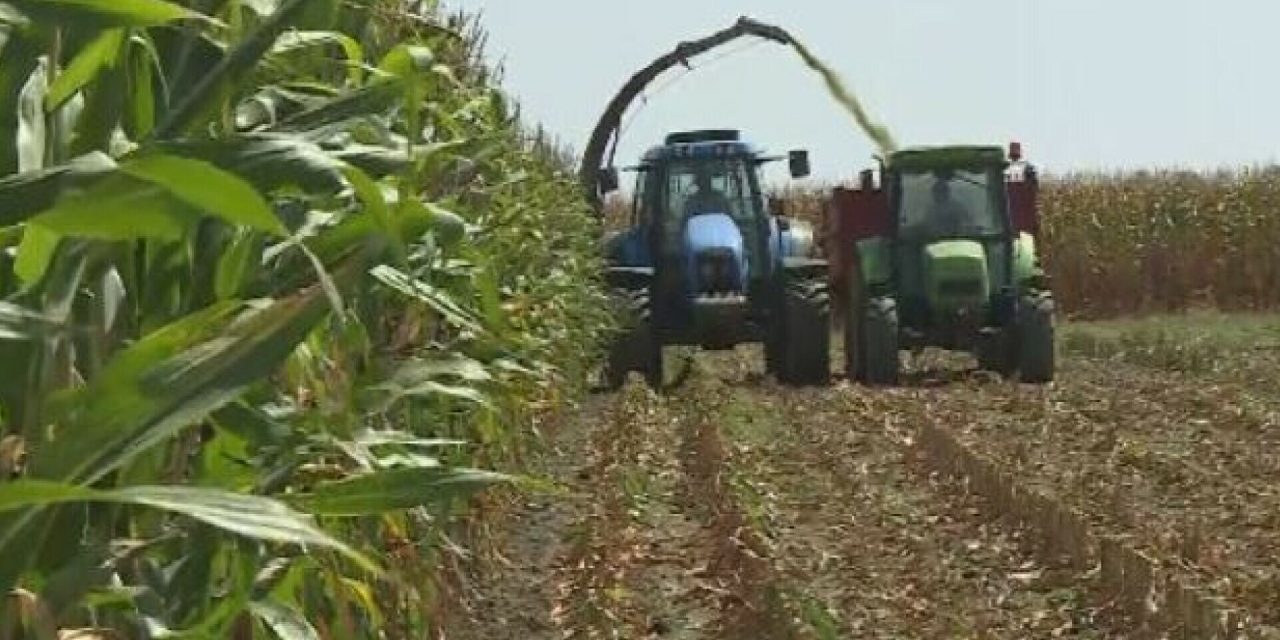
[578,16,897,213]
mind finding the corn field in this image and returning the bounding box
[0,1,611,637]
[771,166,1280,319]
[1039,168,1280,318]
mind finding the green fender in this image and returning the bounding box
[855,237,892,287]
[1012,232,1047,290]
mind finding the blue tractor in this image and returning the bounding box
[599,129,831,389]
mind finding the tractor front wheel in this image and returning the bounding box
[775,279,830,386]
[602,288,663,391]
[976,330,1016,377]
[1016,292,1055,383]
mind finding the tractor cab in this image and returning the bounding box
[826,142,1054,385]
[644,133,765,300]
[609,130,812,334]
[886,146,1019,335]
[601,129,830,388]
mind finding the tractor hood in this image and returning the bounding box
[922,239,990,312]
[683,213,749,294]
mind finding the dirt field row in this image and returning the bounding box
[447,341,1280,637]
[896,352,1280,633]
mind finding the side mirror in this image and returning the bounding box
[788,149,810,179]
[598,167,619,194]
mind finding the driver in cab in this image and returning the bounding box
[683,171,733,218]
[927,179,971,235]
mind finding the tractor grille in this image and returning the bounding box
[938,279,985,297]
[695,248,739,294]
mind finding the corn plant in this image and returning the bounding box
[0,0,609,637]
[1040,167,1280,318]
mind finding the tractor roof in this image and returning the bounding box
[641,129,761,164]
[888,145,1008,171]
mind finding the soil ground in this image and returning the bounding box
[445,317,1280,639]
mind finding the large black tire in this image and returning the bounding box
[842,280,865,382]
[764,322,783,377]
[843,310,865,383]
[602,289,663,391]
[775,279,830,386]
[1017,292,1055,383]
[860,297,900,386]
[976,330,1017,377]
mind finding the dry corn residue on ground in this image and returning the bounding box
[447,315,1280,639]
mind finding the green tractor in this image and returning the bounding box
[825,142,1054,384]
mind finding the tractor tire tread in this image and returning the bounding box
[1017,292,1055,383]
[776,277,830,386]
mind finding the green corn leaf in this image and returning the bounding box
[6,0,199,27]
[0,300,69,340]
[68,45,126,155]
[388,355,492,385]
[0,3,31,26]
[0,257,371,588]
[154,0,311,138]
[122,34,157,139]
[122,154,286,236]
[250,599,321,640]
[16,55,47,172]
[155,134,349,195]
[211,402,293,448]
[240,0,284,16]
[361,356,494,412]
[149,23,224,106]
[13,223,61,283]
[0,29,40,175]
[369,264,482,334]
[302,196,447,267]
[28,172,197,240]
[45,28,126,112]
[342,165,402,261]
[268,29,363,85]
[383,379,490,407]
[28,155,286,240]
[0,151,117,226]
[333,144,410,178]
[0,480,373,571]
[351,430,464,449]
[214,228,264,300]
[292,239,346,320]
[376,43,433,77]
[31,295,325,484]
[271,78,403,132]
[0,479,98,510]
[287,466,511,517]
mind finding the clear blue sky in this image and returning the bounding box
[444,0,1278,185]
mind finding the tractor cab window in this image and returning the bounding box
[661,158,760,237]
[898,168,1006,240]
[631,167,651,226]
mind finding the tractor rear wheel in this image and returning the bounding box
[776,279,830,386]
[976,330,1017,377]
[764,324,783,377]
[843,280,866,382]
[860,297,900,386]
[843,306,865,382]
[1017,292,1055,383]
[602,288,663,391]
